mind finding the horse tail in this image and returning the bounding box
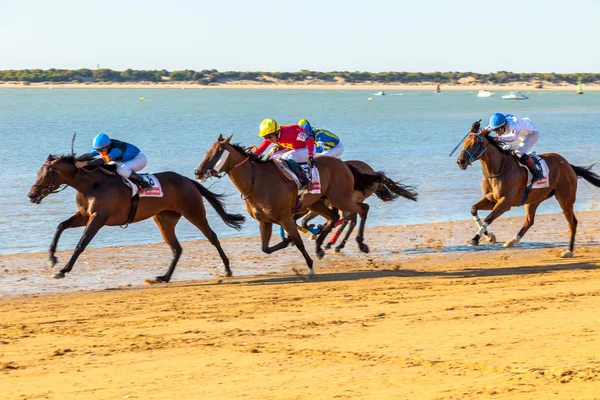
[192,181,245,230]
[347,164,418,202]
[571,164,600,188]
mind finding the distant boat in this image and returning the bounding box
[477,90,494,98]
[576,81,583,95]
[373,91,385,96]
[501,91,528,100]
[435,84,441,93]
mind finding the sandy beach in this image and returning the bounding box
[1,80,597,91]
[2,211,600,399]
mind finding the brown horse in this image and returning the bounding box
[300,160,418,252]
[456,120,600,256]
[28,154,245,281]
[195,134,405,275]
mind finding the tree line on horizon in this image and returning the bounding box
[0,68,596,85]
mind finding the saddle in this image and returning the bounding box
[121,174,163,197]
[272,159,321,195]
[516,153,549,188]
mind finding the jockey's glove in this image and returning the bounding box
[307,156,314,168]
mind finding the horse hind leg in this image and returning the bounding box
[555,189,578,258]
[335,214,357,253]
[306,201,340,259]
[152,211,183,282]
[504,201,541,248]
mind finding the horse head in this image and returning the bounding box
[456,123,492,170]
[28,154,74,204]
[195,134,234,182]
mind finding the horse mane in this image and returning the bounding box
[480,131,513,155]
[228,143,271,164]
[48,154,118,173]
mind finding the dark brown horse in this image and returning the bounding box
[456,120,600,256]
[300,160,418,252]
[195,134,407,275]
[28,154,245,281]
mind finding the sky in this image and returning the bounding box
[0,0,597,73]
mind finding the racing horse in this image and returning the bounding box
[456,120,600,256]
[195,134,414,276]
[28,154,245,281]
[300,160,418,252]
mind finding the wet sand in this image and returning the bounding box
[1,212,600,399]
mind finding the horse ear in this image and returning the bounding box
[217,133,224,141]
[222,135,233,145]
[470,119,482,133]
[47,154,53,161]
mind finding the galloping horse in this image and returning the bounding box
[300,160,418,252]
[28,154,245,281]
[456,120,600,256]
[195,134,415,275]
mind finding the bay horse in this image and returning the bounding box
[28,154,245,282]
[195,134,411,276]
[300,160,418,252]
[456,120,600,256]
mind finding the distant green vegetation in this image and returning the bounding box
[0,69,597,85]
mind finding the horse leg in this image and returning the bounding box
[182,208,233,277]
[301,211,318,230]
[151,211,183,282]
[326,216,349,250]
[470,197,497,245]
[306,201,340,259]
[48,212,89,268]
[278,217,315,276]
[54,213,107,279]
[335,214,357,253]
[555,190,578,258]
[259,221,293,254]
[504,201,541,248]
[470,198,510,246]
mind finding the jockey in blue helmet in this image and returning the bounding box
[488,112,543,180]
[75,133,152,189]
[297,119,344,159]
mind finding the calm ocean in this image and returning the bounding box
[1,88,599,255]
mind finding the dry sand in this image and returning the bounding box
[2,212,600,399]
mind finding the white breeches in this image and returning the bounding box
[513,131,539,158]
[270,148,310,163]
[317,142,344,158]
[116,153,147,178]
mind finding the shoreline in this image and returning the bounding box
[1,81,597,91]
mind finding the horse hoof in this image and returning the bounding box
[317,250,325,260]
[487,234,497,245]
[359,243,370,253]
[561,250,573,258]
[309,234,317,241]
[503,241,515,248]
[224,270,233,278]
[48,256,58,268]
[53,271,65,279]
[469,239,479,246]
[324,243,332,250]
[307,268,315,277]
[334,246,342,253]
[146,276,169,284]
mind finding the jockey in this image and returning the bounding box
[488,112,544,180]
[74,133,152,190]
[253,118,315,189]
[297,119,344,158]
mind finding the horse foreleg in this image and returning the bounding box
[55,213,107,279]
[260,221,293,254]
[48,212,89,268]
[505,201,541,248]
[278,218,314,276]
[307,201,340,259]
[470,198,510,246]
[470,197,496,245]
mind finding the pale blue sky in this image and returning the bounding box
[0,0,597,73]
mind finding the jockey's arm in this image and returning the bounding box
[497,129,518,142]
[253,139,271,156]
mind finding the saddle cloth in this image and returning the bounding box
[122,174,163,197]
[272,160,322,195]
[517,154,550,188]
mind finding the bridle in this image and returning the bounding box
[463,133,505,178]
[201,144,253,199]
[32,162,68,198]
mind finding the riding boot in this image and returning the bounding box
[288,161,309,190]
[521,155,543,181]
[129,171,152,190]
